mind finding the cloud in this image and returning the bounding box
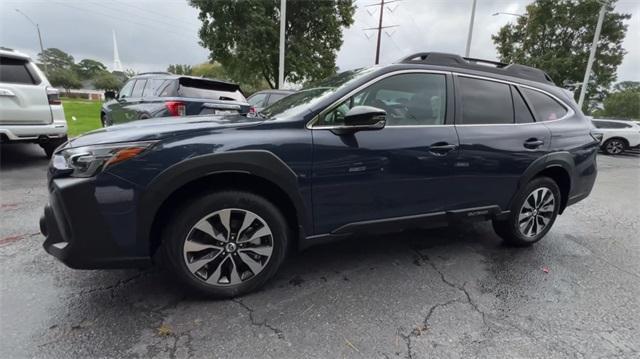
[1,0,637,81]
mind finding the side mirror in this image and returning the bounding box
[331,106,386,135]
[104,91,116,100]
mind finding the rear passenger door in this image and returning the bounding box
[452,75,552,210]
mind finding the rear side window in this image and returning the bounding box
[593,120,631,129]
[131,79,146,97]
[521,88,568,122]
[512,86,535,123]
[0,57,36,84]
[266,93,289,106]
[142,79,166,97]
[458,77,513,124]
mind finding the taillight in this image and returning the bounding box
[47,87,61,105]
[165,101,186,116]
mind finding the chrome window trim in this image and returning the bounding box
[455,73,574,125]
[306,69,450,129]
[306,69,575,130]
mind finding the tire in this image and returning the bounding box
[161,190,290,298]
[40,136,68,159]
[601,138,627,155]
[492,176,561,247]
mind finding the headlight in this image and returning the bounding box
[52,141,156,178]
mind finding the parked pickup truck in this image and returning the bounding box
[100,73,251,126]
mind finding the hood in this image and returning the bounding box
[68,114,263,147]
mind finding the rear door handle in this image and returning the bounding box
[0,88,16,97]
[428,142,457,155]
[524,138,544,149]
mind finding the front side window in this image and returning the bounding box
[266,93,289,106]
[248,93,267,107]
[521,88,568,122]
[118,80,135,98]
[458,77,513,125]
[317,73,447,127]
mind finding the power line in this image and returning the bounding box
[94,0,200,35]
[51,1,196,39]
[364,0,401,64]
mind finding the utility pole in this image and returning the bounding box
[464,0,477,57]
[365,0,400,65]
[278,0,286,89]
[15,9,47,73]
[578,1,607,110]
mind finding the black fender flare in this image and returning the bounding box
[137,150,310,252]
[509,151,576,211]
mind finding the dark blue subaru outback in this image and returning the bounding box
[41,53,599,297]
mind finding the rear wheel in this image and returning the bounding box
[161,191,289,298]
[493,177,560,246]
[602,138,627,155]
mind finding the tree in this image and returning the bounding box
[600,81,640,119]
[189,0,356,88]
[38,48,75,72]
[492,0,631,112]
[76,59,107,79]
[167,64,193,75]
[93,72,124,91]
[191,62,228,80]
[47,68,81,93]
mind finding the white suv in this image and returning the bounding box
[0,48,67,158]
[591,118,640,155]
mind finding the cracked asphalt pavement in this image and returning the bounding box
[1,143,639,358]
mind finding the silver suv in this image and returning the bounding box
[0,48,67,158]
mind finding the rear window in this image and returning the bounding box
[177,78,245,101]
[0,57,37,84]
[458,77,513,125]
[521,88,568,122]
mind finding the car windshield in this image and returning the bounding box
[260,67,376,120]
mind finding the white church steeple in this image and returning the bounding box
[112,30,123,72]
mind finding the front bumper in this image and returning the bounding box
[40,176,151,269]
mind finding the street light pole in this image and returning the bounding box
[277,0,286,89]
[578,2,607,110]
[464,0,477,57]
[15,9,47,73]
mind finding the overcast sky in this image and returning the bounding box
[1,0,638,82]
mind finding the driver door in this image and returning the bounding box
[310,72,460,234]
[106,79,135,124]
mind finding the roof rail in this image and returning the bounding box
[137,71,172,76]
[397,52,554,85]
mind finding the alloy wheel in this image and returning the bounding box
[605,140,624,154]
[518,187,556,238]
[182,208,274,286]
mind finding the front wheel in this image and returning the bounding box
[161,191,290,298]
[493,177,561,246]
[601,138,627,155]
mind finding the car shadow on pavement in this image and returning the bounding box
[0,143,49,171]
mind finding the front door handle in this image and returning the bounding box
[428,142,457,155]
[523,138,544,149]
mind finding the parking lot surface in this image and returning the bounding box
[1,143,639,358]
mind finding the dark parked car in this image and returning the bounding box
[100,73,250,126]
[41,52,599,298]
[247,89,295,112]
